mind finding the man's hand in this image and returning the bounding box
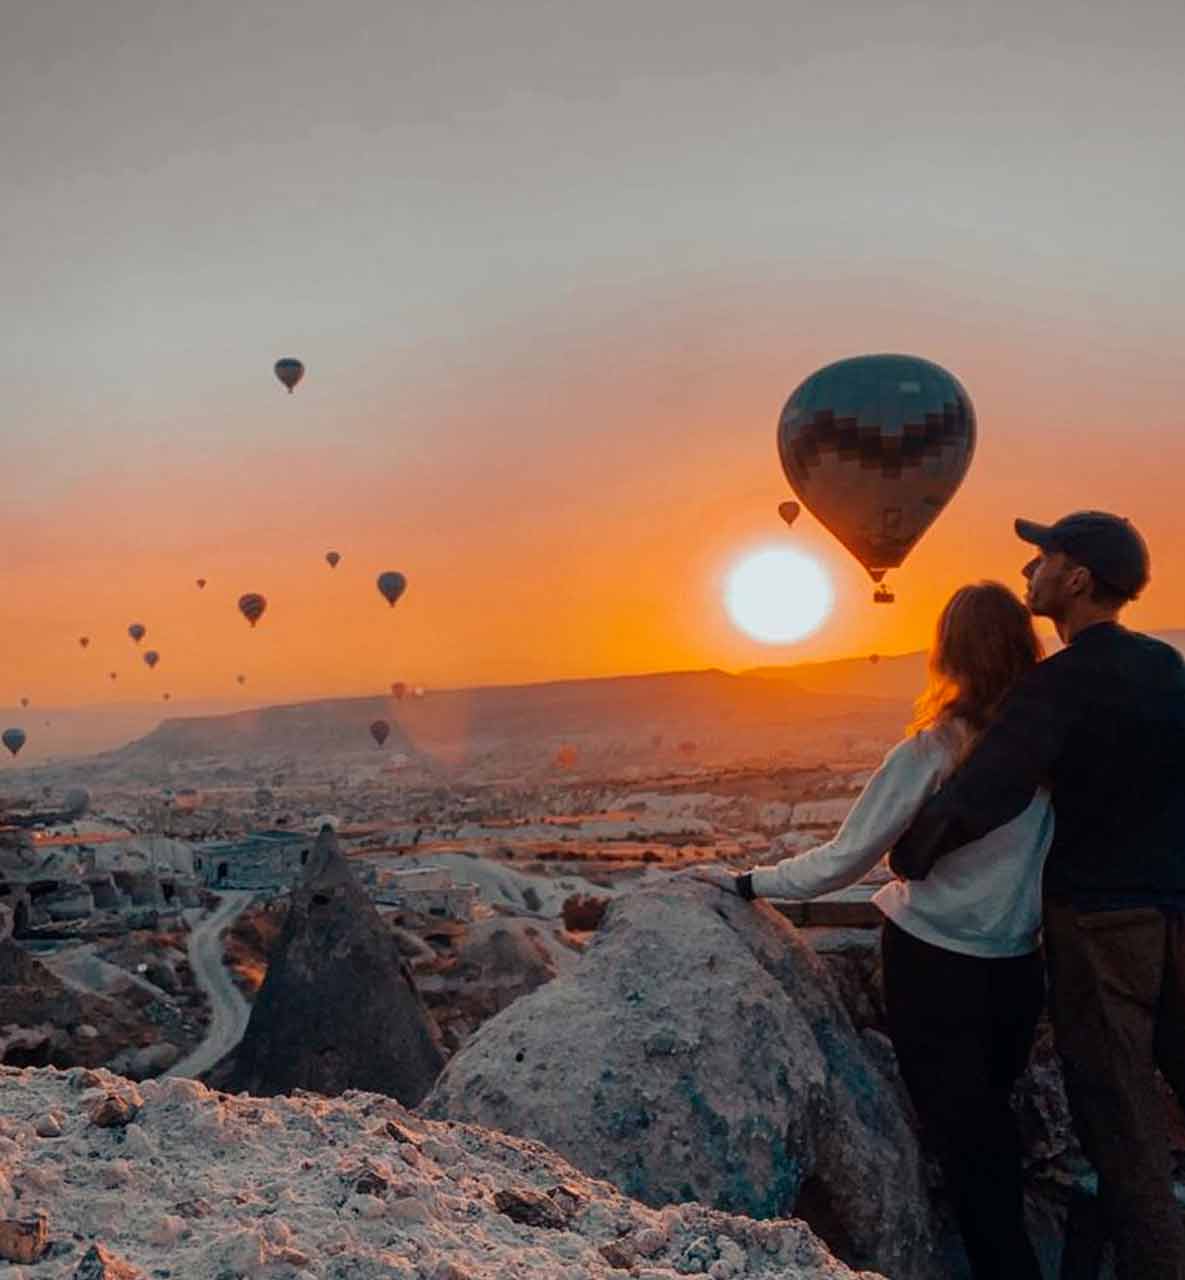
[689,865,742,894]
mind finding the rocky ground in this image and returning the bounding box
[0,934,209,1079]
[0,1066,883,1279]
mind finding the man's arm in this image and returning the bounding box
[890,655,1076,880]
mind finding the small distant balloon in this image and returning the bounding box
[109,671,118,682]
[869,653,881,665]
[553,745,579,771]
[79,636,90,649]
[143,650,160,670]
[196,578,207,590]
[376,571,407,607]
[678,740,698,756]
[274,358,305,393]
[390,681,407,700]
[370,719,390,747]
[325,551,341,569]
[236,674,247,685]
[778,501,801,529]
[19,697,29,708]
[128,623,146,644]
[2,728,26,757]
[163,692,171,701]
[238,593,267,627]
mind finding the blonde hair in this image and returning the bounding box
[910,582,1044,762]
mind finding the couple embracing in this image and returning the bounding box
[695,511,1185,1280]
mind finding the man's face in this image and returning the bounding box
[1022,549,1082,618]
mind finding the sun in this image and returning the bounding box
[724,546,834,644]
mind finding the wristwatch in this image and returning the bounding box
[736,872,756,901]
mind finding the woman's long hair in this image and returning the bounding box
[910,582,1043,761]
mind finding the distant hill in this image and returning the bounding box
[88,669,905,772]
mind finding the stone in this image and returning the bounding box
[35,1113,63,1138]
[492,1186,570,1230]
[426,880,942,1278]
[599,1239,635,1269]
[73,1242,148,1278]
[0,1212,49,1263]
[226,828,444,1104]
[88,1095,139,1128]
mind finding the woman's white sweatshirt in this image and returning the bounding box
[748,725,1054,958]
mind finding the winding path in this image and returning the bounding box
[166,890,255,1080]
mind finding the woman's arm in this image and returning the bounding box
[746,733,949,899]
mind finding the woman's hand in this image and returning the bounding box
[689,864,743,894]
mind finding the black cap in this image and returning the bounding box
[1015,511,1150,600]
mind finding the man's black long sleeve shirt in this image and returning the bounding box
[890,622,1185,906]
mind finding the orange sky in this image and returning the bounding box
[4,272,1182,710]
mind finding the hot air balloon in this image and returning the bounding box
[553,745,579,771]
[163,692,171,701]
[274,358,305,393]
[143,650,160,670]
[869,653,881,665]
[236,674,246,685]
[325,551,340,569]
[19,697,29,709]
[370,719,390,747]
[778,501,801,529]
[108,672,118,682]
[678,740,698,756]
[390,681,407,700]
[238,593,266,627]
[128,623,146,644]
[2,728,26,757]
[79,636,90,649]
[196,578,207,590]
[777,354,976,602]
[377,572,407,607]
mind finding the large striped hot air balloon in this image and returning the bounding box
[777,353,976,603]
[376,572,407,607]
[238,593,266,627]
[2,728,26,757]
[274,358,305,393]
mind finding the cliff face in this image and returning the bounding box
[226,829,445,1105]
[0,1064,884,1278]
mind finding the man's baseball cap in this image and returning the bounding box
[1015,510,1150,600]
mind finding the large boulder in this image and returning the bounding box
[423,880,944,1278]
[227,828,445,1104]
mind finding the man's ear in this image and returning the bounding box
[1066,563,1093,597]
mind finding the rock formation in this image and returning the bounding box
[424,879,944,1279]
[0,1064,885,1278]
[227,827,445,1104]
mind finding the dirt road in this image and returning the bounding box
[166,890,255,1080]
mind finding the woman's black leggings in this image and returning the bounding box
[881,918,1045,1280]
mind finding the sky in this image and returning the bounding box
[4,0,1185,711]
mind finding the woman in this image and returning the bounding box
[695,582,1050,1280]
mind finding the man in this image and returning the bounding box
[890,511,1185,1280]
